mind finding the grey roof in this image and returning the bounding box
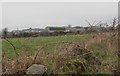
[22,28,45,31]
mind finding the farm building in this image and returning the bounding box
[12,30,22,35]
[45,25,86,33]
[22,28,45,33]
[70,26,85,33]
[45,26,66,32]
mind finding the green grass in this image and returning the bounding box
[2,34,92,60]
[2,33,118,74]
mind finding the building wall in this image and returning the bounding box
[45,27,66,32]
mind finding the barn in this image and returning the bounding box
[45,26,66,32]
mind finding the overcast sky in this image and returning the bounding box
[2,2,118,31]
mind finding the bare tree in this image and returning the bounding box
[85,20,102,32]
[110,17,117,31]
[85,20,95,31]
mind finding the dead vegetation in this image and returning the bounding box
[2,32,118,75]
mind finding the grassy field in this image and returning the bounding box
[2,33,118,74]
[2,34,92,60]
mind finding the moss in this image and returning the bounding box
[58,59,87,74]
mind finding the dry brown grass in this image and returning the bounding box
[2,32,118,74]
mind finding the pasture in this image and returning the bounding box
[2,34,92,60]
[2,32,118,74]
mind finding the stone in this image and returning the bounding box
[26,64,46,75]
